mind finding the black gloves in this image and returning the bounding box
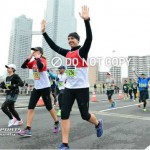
[0,82,6,89]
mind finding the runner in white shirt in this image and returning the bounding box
[105,72,116,108]
[56,66,67,117]
[18,47,60,137]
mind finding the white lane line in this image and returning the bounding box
[145,145,150,150]
[72,107,150,121]
[96,112,150,121]
[1,104,149,121]
[98,103,143,112]
[68,103,143,114]
[73,102,150,121]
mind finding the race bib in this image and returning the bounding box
[50,80,53,85]
[33,69,40,80]
[110,85,114,90]
[133,84,137,89]
[58,81,64,87]
[124,86,127,89]
[5,81,11,89]
[139,83,146,88]
[66,66,77,77]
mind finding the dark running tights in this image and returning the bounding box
[139,98,147,108]
[1,100,21,120]
[58,93,63,110]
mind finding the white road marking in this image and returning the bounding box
[145,145,150,150]
[98,103,143,112]
[73,102,150,121]
[96,112,150,121]
[1,102,148,121]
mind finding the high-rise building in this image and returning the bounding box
[128,56,150,79]
[42,0,76,68]
[110,66,121,86]
[98,72,107,83]
[8,15,33,80]
[88,63,99,87]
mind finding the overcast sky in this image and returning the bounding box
[1,0,150,77]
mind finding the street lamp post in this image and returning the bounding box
[112,50,116,79]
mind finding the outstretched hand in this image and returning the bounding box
[79,5,89,20]
[132,67,135,72]
[28,52,34,60]
[41,20,46,33]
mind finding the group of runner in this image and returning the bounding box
[122,70,149,111]
[105,69,150,112]
[0,4,149,150]
[122,79,138,101]
[0,6,103,150]
[47,66,67,117]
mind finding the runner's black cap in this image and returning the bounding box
[68,32,80,41]
[31,47,43,54]
[58,65,66,69]
[107,72,111,75]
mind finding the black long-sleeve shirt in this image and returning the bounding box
[21,58,44,70]
[4,74,24,94]
[42,19,92,60]
[123,83,128,91]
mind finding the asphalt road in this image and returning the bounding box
[0,94,150,149]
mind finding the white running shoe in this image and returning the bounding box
[13,119,23,126]
[8,119,15,127]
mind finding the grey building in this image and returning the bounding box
[128,56,150,79]
[110,66,121,86]
[8,15,33,80]
[88,63,99,87]
[98,72,107,83]
[42,0,77,68]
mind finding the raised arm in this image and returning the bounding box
[132,67,139,78]
[133,71,139,77]
[79,6,92,60]
[41,20,70,57]
[33,52,45,70]
[21,52,33,69]
[48,71,58,80]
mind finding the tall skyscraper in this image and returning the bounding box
[110,66,121,86]
[42,0,76,68]
[88,63,99,87]
[98,72,107,83]
[128,56,150,79]
[8,15,33,80]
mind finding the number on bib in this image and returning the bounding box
[33,70,40,80]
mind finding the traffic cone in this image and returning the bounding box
[36,97,45,106]
[90,92,97,102]
[118,90,123,100]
